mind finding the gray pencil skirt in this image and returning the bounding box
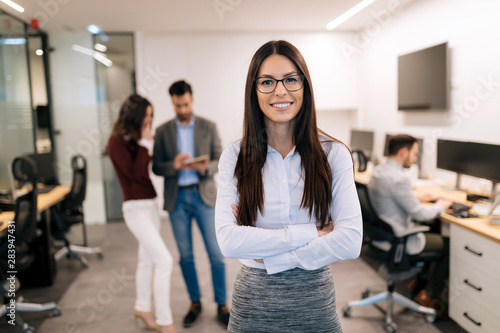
[228,265,342,333]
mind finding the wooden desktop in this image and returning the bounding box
[0,185,70,233]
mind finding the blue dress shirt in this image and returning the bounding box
[176,116,199,187]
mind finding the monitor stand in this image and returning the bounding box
[487,192,500,225]
[443,173,463,192]
[455,173,462,190]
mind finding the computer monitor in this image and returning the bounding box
[349,129,374,158]
[23,152,59,185]
[383,134,423,167]
[437,139,500,192]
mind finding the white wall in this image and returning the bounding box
[357,0,500,190]
[135,32,359,149]
[49,33,106,224]
[135,32,360,202]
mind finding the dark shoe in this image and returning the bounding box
[217,304,230,328]
[415,289,433,307]
[415,290,448,319]
[183,301,202,327]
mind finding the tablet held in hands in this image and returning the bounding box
[184,154,209,165]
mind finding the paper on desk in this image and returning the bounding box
[473,203,500,216]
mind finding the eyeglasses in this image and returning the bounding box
[255,74,305,94]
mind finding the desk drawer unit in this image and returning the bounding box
[449,293,500,333]
[450,224,500,333]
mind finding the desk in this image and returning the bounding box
[0,185,71,233]
[355,171,500,332]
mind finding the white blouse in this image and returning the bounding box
[215,137,363,275]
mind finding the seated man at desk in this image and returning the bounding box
[368,134,452,316]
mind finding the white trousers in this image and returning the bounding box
[122,199,174,326]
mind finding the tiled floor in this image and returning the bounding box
[2,220,465,333]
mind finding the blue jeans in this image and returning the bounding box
[168,187,227,305]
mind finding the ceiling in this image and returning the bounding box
[0,0,420,34]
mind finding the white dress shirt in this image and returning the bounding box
[368,159,444,254]
[215,136,363,274]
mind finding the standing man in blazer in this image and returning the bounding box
[152,80,229,328]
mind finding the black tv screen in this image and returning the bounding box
[398,43,448,111]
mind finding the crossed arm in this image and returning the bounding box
[214,144,363,274]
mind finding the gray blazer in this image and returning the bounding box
[152,116,222,212]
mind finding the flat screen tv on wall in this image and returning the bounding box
[398,42,448,111]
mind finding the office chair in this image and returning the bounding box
[342,182,438,333]
[51,154,103,268]
[352,149,368,173]
[0,156,61,333]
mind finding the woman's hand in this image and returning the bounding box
[317,221,334,237]
[141,123,153,141]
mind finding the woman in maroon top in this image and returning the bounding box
[108,94,176,333]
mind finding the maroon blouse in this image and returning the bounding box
[108,135,156,201]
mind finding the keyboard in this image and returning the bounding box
[450,202,471,213]
[448,211,479,219]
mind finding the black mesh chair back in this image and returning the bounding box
[355,181,435,275]
[356,182,394,243]
[65,154,87,208]
[52,154,87,234]
[352,149,368,173]
[3,157,38,270]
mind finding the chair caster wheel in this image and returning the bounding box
[342,306,351,317]
[23,326,36,333]
[425,313,436,323]
[385,322,397,333]
[361,290,370,299]
[51,307,62,317]
[97,252,104,259]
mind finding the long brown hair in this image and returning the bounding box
[235,40,333,228]
[111,94,152,144]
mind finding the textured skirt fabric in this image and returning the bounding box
[228,265,342,333]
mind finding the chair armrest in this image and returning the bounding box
[394,225,430,238]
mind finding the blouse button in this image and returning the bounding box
[282,178,286,183]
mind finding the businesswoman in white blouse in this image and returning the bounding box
[215,40,363,333]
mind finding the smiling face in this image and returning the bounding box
[256,54,304,128]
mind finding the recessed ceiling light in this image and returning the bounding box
[1,0,25,13]
[86,24,101,34]
[36,49,44,56]
[94,43,107,52]
[326,0,376,31]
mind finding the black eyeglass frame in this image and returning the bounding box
[255,74,306,94]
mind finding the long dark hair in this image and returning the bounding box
[235,40,333,228]
[111,94,152,144]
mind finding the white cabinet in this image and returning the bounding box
[449,224,500,332]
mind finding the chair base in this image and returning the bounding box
[54,244,103,268]
[343,288,436,333]
[1,297,61,332]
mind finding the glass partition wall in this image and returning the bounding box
[93,33,135,221]
[0,11,53,196]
